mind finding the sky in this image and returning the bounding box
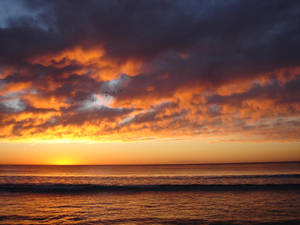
[0,0,300,165]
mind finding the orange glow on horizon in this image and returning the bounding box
[0,140,300,166]
[49,158,78,166]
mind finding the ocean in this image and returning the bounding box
[0,162,299,225]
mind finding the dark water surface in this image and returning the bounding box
[0,162,299,224]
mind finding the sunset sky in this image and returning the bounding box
[0,0,300,165]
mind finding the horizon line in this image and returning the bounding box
[0,160,299,166]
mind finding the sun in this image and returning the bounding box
[50,158,76,165]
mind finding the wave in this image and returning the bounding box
[1,217,299,225]
[1,173,300,179]
[0,183,299,193]
[1,215,299,225]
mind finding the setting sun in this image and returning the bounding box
[50,158,77,166]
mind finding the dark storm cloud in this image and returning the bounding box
[0,0,300,140]
[2,1,299,62]
[1,0,299,92]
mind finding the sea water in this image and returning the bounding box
[0,162,299,224]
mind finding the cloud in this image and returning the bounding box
[0,0,299,141]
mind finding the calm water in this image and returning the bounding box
[0,162,300,225]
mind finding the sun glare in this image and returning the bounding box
[51,158,76,165]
